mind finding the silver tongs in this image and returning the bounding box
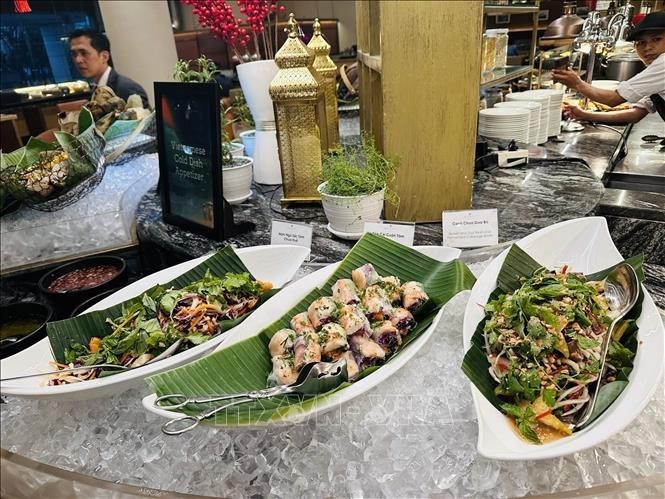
[156,358,349,435]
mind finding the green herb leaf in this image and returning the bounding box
[607,340,635,369]
[542,388,556,407]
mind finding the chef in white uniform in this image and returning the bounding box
[554,11,665,123]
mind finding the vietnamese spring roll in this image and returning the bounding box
[332,279,361,305]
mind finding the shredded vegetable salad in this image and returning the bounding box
[483,265,634,443]
[49,271,270,385]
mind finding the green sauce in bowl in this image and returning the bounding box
[1,317,46,342]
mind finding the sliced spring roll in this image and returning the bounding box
[307,297,338,329]
[290,312,316,335]
[371,320,402,353]
[332,279,361,305]
[401,281,429,312]
[349,333,385,360]
[351,263,380,290]
[338,304,371,336]
[268,328,296,357]
[270,354,298,385]
[318,323,349,354]
[390,307,416,336]
[302,330,322,365]
[362,284,394,321]
[378,275,402,303]
[349,333,385,372]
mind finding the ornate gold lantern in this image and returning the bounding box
[269,14,328,203]
[307,18,340,150]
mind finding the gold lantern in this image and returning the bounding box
[307,18,340,150]
[270,14,328,203]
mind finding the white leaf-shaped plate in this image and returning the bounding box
[142,245,462,424]
[0,245,310,401]
[462,217,664,460]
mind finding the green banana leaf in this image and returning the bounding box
[461,244,644,429]
[47,246,276,366]
[146,233,477,426]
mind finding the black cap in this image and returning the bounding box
[626,11,665,41]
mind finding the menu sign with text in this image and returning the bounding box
[155,82,225,240]
[442,209,499,248]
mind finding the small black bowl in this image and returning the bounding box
[38,256,128,309]
[0,302,53,359]
[69,287,122,318]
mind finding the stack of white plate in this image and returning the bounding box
[505,92,550,144]
[494,101,542,145]
[478,107,530,143]
[524,89,564,137]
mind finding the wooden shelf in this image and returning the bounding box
[510,26,547,33]
[484,4,541,15]
[480,65,531,89]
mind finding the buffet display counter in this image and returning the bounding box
[2,113,664,498]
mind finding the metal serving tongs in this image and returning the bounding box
[574,263,640,429]
[156,358,349,435]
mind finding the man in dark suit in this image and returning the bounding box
[69,29,150,108]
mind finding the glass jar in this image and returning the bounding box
[483,30,497,73]
[493,28,509,69]
[481,34,489,73]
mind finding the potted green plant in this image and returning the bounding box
[317,133,398,239]
[221,125,253,205]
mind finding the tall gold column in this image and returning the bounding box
[270,14,327,203]
[307,18,340,150]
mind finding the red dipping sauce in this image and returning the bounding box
[47,265,120,293]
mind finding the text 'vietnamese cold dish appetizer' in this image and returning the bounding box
[482,265,635,444]
[49,271,271,385]
[268,263,429,385]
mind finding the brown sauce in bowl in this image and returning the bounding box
[47,265,120,293]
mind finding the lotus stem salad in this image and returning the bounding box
[482,265,635,444]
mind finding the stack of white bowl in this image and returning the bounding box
[478,107,530,143]
[524,89,564,137]
[505,92,550,144]
[494,101,542,145]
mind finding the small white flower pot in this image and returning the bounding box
[318,182,385,239]
[239,130,255,158]
[229,141,245,157]
[222,155,253,204]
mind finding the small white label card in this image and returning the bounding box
[363,221,415,246]
[442,209,498,248]
[271,220,313,249]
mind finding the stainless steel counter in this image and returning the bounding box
[608,113,665,191]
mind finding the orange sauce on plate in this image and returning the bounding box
[507,416,568,444]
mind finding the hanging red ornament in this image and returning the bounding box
[14,0,31,13]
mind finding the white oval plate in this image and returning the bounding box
[0,245,310,401]
[142,245,462,424]
[462,217,664,460]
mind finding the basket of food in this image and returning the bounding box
[0,107,106,212]
[58,86,155,162]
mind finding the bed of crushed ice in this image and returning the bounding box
[1,260,663,498]
[0,153,159,271]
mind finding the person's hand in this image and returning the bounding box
[562,103,590,121]
[552,68,583,91]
